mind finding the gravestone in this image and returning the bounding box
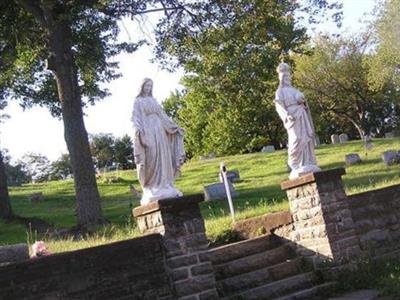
[331,134,340,144]
[29,192,43,203]
[219,169,241,183]
[382,150,400,166]
[339,133,349,143]
[385,132,394,138]
[0,244,29,266]
[199,156,206,161]
[345,153,361,165]
[208,152,216,159]
[204,182,238,201]
[261,145,275,153]
[314,136,320,147]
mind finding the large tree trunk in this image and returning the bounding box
[47,22,104,228]
[0,151,13,220]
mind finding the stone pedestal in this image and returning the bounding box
[281,168,361,266]
[133,194,219,300]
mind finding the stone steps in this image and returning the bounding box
[217,257,304,297]
[223,271,317,300]
[272,281,337,300]
[214,243,296,279]
[209,234,284,265]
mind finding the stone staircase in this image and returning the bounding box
[208,234,335,300]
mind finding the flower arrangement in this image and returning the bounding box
[31,241,51,258]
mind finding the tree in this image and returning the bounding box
[5,161,30,186]
[0,0,194,228]
[114,135,134,170]
[294,34,400,139]
[90,133,115,169]
[368,0,400,89]
[0,95,12,219]
[0,150,13,219]
[157,0,342,156]
[48,154,72,180]
[163,90,185,122]
[18,153,51,183]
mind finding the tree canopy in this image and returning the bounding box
[294,34,400,139]
[0,0,200,227]
[368,0,400,89]
[160,0,342,156]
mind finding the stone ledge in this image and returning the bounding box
[281,168,346,191]
[133,194,204,217]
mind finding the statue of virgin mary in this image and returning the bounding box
[132,78,185,205]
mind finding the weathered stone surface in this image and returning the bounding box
[198,289,220,300]
[213,243,295,279]
[171,268,189,281]
[232,210,293,239]
[345,153,361,165]
[219,170,241,183]
[175,275,217,297]
[133,193,218,299]
[282,167,361,264]
[328,289,379,300]
[0,235,173,299]
[382,150,400,166]
[203,182,238,201]
[191,262,214,276]
[339,133,349,143]
[208,235,282,265]
[0,243,29,265]
[385,132,394,138]
[29,192,43,203]
[261,145,275,153]
[331,134,340,144]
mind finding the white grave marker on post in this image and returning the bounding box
[220,162,235,222]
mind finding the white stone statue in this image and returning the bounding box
[275,63,320,179]
[132,78,185,205]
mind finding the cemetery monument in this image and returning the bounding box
[274,62,320,179]
[131,78,186,205]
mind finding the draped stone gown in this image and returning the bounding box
[132,96,185,204]
[275,85,320,179]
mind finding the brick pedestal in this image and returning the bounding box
[133,194,219,300]
[281,168,361,266]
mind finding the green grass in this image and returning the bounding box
[1,138,400,252]
[333,257,400,298]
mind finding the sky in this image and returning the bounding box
[1,0,377,162]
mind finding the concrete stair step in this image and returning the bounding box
[214,243,296,280]
[209,234,284,265]
[217,257,304,297]
[272,281,337,300]
[223,271,317,300]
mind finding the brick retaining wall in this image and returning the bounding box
[348,184,400,256]
[0,234,173,300]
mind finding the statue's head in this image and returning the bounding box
[138,78,153,97]
[276,62,292,87]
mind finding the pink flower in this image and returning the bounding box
[31,241,51,258]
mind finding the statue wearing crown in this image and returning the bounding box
[275,62,320,179]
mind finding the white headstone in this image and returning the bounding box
[204,182,238,201]
[261,145,275,153]
[331,134,340,144]
[339,133,349,143]
[385,132,394,138]
[219,170,241,183]
[345,153,361,165]
[314,136,321,147]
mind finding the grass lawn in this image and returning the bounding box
[1,138,400,253]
